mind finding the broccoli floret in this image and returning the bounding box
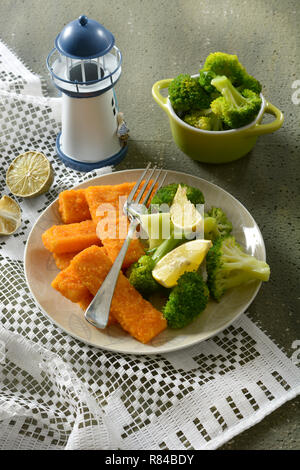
[127,237,183,296]
[203,52,262,94]
[149,183,179,208]
[210,75,262,128]
[184,111,223,131]
[191,116,212,131]
[204,207,233,241]
[150,183,205,210]
[199,70,217,94]
[181,185,205,206]
[168,74,211,112]
[163,271,209,328]
[238,75,262,95]
[206,236,270,302]
[183,110,208,128]
[184,112,211,130]
[198,70,221,102]
[127,255,158,296]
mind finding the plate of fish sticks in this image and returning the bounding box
[24,169,267,354]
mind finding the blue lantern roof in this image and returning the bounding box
[55,15,115,60]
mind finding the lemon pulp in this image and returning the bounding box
[0,195,22,235]
[6,151,54,198]
[170,185,203,235]
[152,239,212,288]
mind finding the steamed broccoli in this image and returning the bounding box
[206,236,270,302]
[203,52,262,94]
[198,70,221,102]
[150,183,205,210]
[168,74,211,112]
[184,111,223,131]
[127,255,157,296]
[149,183,179,208]
[163,271,209,328]
[128,183,206,295]
[204,207,233,241]
[199,70,218,95]
[210,75,262,128]
[184,111,210,129]
[127,236,183,296]
[168,53,263,132]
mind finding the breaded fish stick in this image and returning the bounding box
[53,251,80,270]
[51,265,91,304]
[42,220,100,254]
[85,183,145,269]
[70,245,167,343]
[51,263,116,326]
[58,188,91,223]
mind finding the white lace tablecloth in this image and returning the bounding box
[0,40,299,450]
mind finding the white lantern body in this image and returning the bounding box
[47,15,128,171]
[59,90,121,163]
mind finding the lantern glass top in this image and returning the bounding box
[55,15,115,60]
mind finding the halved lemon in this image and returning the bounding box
[170,185,203,235]
[0,195,22,235]
[6,151,54,198]
[152,239,212,288]
[140,212,171,249]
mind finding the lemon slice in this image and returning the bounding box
[6,151,54,198]
[170,185,203,235]
[0,195,22,235]
[140,212,171,249]
[152,239,212,288]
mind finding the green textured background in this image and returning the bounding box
[0,0,299,449]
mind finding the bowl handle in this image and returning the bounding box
[244,101,284,136]
[152,79,173,113]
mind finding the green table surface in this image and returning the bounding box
[0,0,299,450]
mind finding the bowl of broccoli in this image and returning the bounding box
[152,52,284,164]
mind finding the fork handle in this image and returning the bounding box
[84,219,139,329]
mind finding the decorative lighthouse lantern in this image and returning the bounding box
[47,15,128,171]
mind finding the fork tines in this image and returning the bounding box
[127,164,168,208]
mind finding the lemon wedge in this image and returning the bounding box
[6,151,54,198]
[0,195,22,235]
[140,212,171,249]
[170,185,203,236]
[152,239,212,288]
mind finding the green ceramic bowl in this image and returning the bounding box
[152,78,284,164]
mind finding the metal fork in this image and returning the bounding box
[84,164,168,329]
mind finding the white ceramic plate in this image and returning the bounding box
[24,169,266,355]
